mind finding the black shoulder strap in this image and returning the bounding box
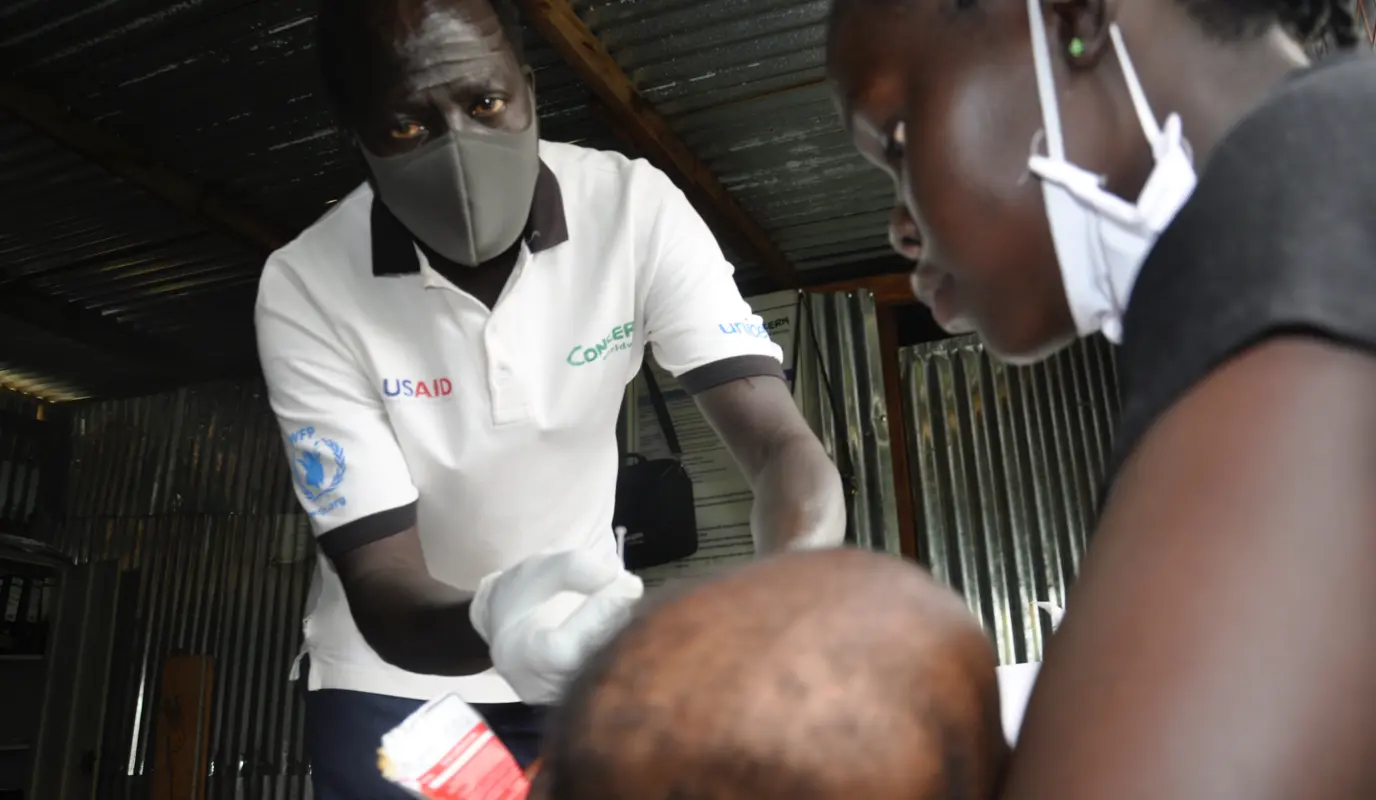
[641,363,682,456]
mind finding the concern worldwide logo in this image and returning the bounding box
[567,320,634,367]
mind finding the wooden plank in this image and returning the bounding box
[517,1,798,289]
[0,80,287,252]
[150,654,215,800]
[875,304,918,559]
[808,271,917,307]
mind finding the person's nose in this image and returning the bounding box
[888,204,922,262]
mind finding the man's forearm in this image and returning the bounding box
[692,375,847,554]
[749,432,846,554]
[348,571,492,676]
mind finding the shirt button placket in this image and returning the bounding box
[487,333,525,424]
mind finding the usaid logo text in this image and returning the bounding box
[717,320,772,339]
[382,378,454,398]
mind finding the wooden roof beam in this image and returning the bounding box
[515,0,800,290]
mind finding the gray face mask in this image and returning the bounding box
[361,95,540,267]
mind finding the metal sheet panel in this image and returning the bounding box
[576,0,893,276]
[900,334,1119,665]
[794,290,900,552]
[0,397,50,530]
[0,387,51,418]
[60,381,296,518]
[37,382,314,799]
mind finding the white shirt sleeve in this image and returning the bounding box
[639,168,784,390]
[256,253,419,553]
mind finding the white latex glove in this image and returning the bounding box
[469,549,644,704]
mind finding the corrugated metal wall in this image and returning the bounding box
[0,389,45,419]
[40,382,315,800]
[1,389,54,534]
[900,334,1119,666]
[22,300,1051,798]
[27,296,901,797]
[795,290,902,553]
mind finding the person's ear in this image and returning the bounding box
[1046,0,1111,68]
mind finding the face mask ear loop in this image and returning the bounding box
[1026,0,1067,161]
[1107,26,1165,156]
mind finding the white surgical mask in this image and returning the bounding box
[1025,0,1197,343]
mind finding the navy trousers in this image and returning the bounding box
[304,688,546,799]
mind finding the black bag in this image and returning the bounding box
[612,365,697,569]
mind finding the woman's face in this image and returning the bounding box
[827,0,1142,362]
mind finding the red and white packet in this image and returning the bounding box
[378,694,530,800]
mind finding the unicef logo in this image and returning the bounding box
[287,426,347,504]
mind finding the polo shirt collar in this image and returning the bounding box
[371,160,569,276]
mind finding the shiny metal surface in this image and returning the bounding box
[39,382,315,798]
[900,334,1119,665]
[795,290,900,553]
[577,0,894,274]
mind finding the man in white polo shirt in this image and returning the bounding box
[255,0,845,796]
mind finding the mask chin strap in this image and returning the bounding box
[1026,0,1066,161]
[1026,0,1164,161]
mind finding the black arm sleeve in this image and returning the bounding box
[318,501,418,562]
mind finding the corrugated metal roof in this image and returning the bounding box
[0,111,262,350]
[578,0,895,272]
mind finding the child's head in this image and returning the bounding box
[534,549,1008,799]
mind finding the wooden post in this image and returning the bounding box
[875,304,919,558]
[150,654,215,800]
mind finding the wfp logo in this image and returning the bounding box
[287,426,347,517]
[567,320,635,367]
[717,319,773,339]
[382,378,453,398]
